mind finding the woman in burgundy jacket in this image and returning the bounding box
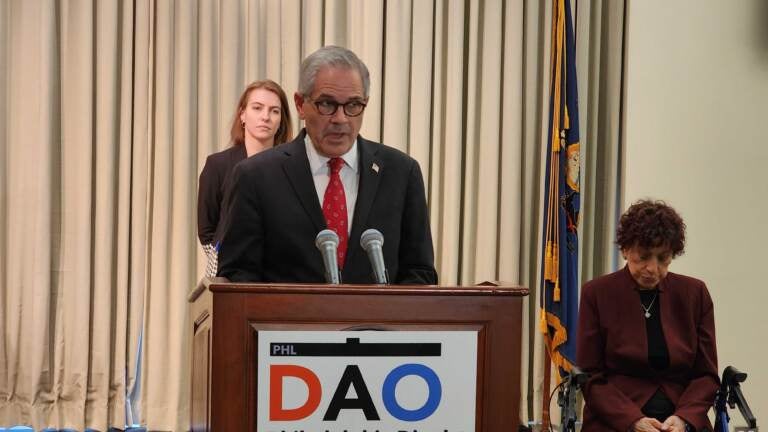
[577,200,718,432]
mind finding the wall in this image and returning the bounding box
[623,0,768,424]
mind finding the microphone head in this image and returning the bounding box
[315,229,339,249]
[360,228,384,250]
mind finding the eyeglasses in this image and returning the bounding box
[307,97,367,117]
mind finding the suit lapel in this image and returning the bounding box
[281,131,326,233]
[347,136,382,264]
[657,275,677,366]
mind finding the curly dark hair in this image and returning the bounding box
[616,199,686,257]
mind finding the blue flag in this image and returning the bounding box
[540,0,580,375]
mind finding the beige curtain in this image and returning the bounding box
[577,0,626,282]
[1,0,144,429]
[0,0,625,430]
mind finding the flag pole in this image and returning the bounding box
[541,347,552,431]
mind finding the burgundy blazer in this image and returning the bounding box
[576,266,718,432]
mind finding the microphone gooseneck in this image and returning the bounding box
[360,228,389,284]
[315,229,340,284]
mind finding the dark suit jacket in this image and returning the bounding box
[197,145,247,245]
[577,266,718,432]
[216,130,438,285]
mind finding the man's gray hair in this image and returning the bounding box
[298,45,370,98]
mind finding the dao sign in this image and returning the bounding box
[256,330,477,432]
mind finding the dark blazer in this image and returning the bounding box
[197,145,247,245]
[216,130,438,285]
[576,266,718,432]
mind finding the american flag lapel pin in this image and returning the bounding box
[372,162,379,173]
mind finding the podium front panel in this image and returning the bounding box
[192,283,526,432]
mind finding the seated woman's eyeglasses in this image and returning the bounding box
[309,97,367,117]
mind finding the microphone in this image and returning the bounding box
[315,229,340,284]
[360,229,389,284]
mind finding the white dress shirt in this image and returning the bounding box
[305,135,359,233]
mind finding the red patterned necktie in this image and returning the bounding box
[322,157,348,268]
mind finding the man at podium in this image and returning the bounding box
[216,46,437,285]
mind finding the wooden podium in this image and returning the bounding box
[188,279,528,431]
